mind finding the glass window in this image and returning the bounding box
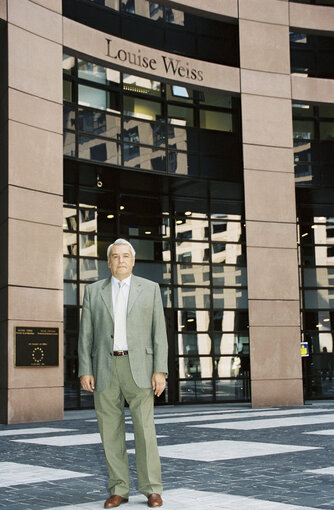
[214,310,249,332]
[213,288,248,309]
[64,232,77,256]
[293,120,315,140]
[124,118,165,147]
[178,333,211,355]
[123,74,161,95]
[303,268,334,288]
[177,310,210,332]
[212,266,247,287]
[120,214,166,237]
[200,110,233,132]
[304,289,334,309]
[63,79,73,102]
[168,152,198,176]
[175,218,209,241]
[166,84,194,103]
[134,262,171,284]
[64,282,77,305]
[320,122,334,141]
[212,243,245,265]
[123,145,166,171]
[179,356,212,380]
[168,105,194,127]
[78,109,121,139]
[78,85,121,113]
[64,104,76,131]
[215,378,250,401]
[211,221,244,243]
[174,264,210,286]
[319,104,334,118]
[78,59,110,84]
[63,207,77,231]
[199,91,232,108]
[78,136,120,165]
[63,54,75,75]
[123,96,161,121]
[176,242,209,263]
[64,257,77,280]
[179,380,213,402]
[174,287,210,308]
[80,258,109,282]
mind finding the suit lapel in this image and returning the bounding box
[128,276,142,315]
[101,277,114,321]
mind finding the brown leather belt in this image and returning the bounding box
[113,350,128,356]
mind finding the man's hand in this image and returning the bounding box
[152,372,166,397]
[80,375,95,392]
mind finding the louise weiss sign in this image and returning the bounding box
[106,38,204,82]
[15,327,59,367]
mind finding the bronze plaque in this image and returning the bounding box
[15,327,59,367]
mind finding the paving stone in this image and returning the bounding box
[1,403,334,508]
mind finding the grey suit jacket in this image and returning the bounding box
[78,275,168,392]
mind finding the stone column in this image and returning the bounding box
[0,0,63,423]
[239,0,303,406]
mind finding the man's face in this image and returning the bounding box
[108,244,135,280]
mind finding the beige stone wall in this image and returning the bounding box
[3,0,63,423]
[239,0,303,407]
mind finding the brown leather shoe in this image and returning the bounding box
[147,493,163,507]
[104,495,128,508]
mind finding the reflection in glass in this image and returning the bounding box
[80,258,109,281]
[200,110,233,132]
[129,238,170,262]
[176,242,209,263]
[124,118,165,147]
[177,310,210,331]
[174,265,210,286]
[304,289,334,309]
[63,54,75,74]
[63,132,76,157]
[63,208,77,231]
[174,287,210,308]
[179,380,212,402]
[64,232,77,255]
[78,208,97,232]
[64,104,76,130]
[303,267,334,288]
[64,282,77,305]
[64,258,77,280]
[78,60,109,84]
[215,378,250,401]
[78,109,121,139]
[179,356,212,379]
[123,74,161,95]
[175,218,208,241]
[212,266,247,287]
[178,333,211,355]
[123,145,166,171]
[120,214,168,237]
[212,243,245,265]
[213,288,248,309]
[79,85,120,113]
[168,104,194,127]
[124,96,161,121]
[134,262,171,284]
[79,136,120,165]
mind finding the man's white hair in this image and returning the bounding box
[107,238,136,260]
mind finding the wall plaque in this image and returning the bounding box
[15,327,59,367]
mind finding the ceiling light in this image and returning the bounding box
[107,214,114,219]
[187,318,195,322]
[185,211,192,216]
[120,205,125,210]
[176,220,183,225]
[301,233,308,237]
[145,231,152,235]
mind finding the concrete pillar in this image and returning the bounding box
[0,0,63,423]
[239,0,304,406]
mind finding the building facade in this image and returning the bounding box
[1,0,334,423]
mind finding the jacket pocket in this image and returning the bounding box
[145,346,153,355]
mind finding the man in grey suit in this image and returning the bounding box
[79,238,168,508]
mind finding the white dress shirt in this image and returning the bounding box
[111,275,131,351]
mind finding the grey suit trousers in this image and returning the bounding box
[94,355,162,497]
